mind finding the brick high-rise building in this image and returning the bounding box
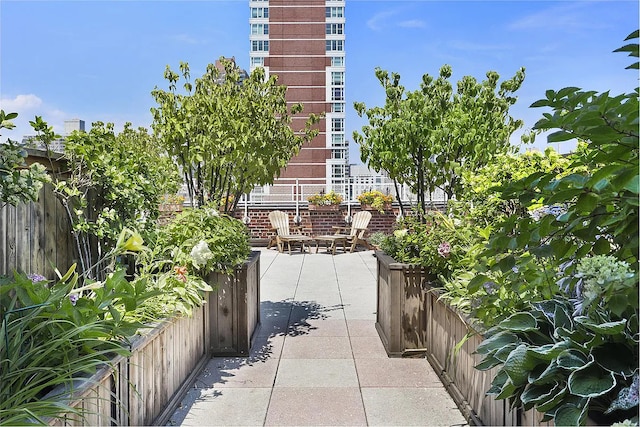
[249,0,348,194]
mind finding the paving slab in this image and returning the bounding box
[168,247,467,426]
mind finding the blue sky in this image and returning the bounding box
[1,0,638,162]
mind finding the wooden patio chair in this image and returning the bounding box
[268,210,313,254]
[332,210,373,252]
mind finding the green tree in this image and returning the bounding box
[353,65,525,219]
[52,121,180,279]
[0,111,50,209]
[151,58,319,212]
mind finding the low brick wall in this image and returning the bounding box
[232,204,404,242]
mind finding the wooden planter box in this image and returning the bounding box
[375,253,548,425]
[206,250,261,356]
[50,252,261,425]
[49,305,209,426]
[375,250,437,357]
[423,284,547,426]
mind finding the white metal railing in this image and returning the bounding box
[238,181,447,206]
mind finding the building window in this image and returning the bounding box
[326,40,344,52]
[332,102,344,113]
[332,149,345,159]
[331,56,344,67]
[325,23,344,35]
[251,40,269,52]
[332,87,344,101]
[251,57,265,67]
[331,71,344,85]
[325,7,344,18]
[332,118,344,132]
[332,164,346,178]
[332,133,345,145]
[251,7,268,18]
[251,23,268,35]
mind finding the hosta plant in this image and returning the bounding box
[475,256,638,425]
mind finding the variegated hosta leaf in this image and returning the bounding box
[557,349,589,370]
[475,330,520,355]
[568,361,617,398]
[503,344,540,386]
[498,312,538,332]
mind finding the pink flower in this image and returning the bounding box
[174,266,188,283]
[437,242,451,258]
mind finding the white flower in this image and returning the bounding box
[190,240,213,268]
[394,229,408,239]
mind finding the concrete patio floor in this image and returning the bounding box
[168,247,467,426]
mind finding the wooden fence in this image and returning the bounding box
[1,182,77,280]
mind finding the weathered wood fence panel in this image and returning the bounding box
[1,183,76,280]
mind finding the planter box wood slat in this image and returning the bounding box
[48,251,260,425]
[376,251,549,426]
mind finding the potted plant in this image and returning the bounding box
[157,204,260,356]
[357,190,393,213]
[307,190,343,211]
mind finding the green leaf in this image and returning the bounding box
[592,343,637,377]
[574,317,626,335]
[527,341,571,362]
[554,403,586,426]
[547,130,576,143]
[503,344,540,386]
[575,192,599,213]
[568,362,617,398]
[557,349,588,370]
[475,331,521,355]
[499,312,538,331]
[536,385,567,413]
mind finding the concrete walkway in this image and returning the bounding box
[168,247,467,426]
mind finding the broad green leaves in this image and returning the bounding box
[151,58,319,212]
[354,65,525,219]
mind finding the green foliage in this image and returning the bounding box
[452,147,571,227]
[0,111,50,208]
[151,58,320,212]
[55,121,180,279]
[472,31,640,424]
[307,190,343,206]
[380,212,483,281]
[357,190,393,213]
[476,276,638,425]
[0,264,138,425]
[353,65,525,219]
[156,204,250,275]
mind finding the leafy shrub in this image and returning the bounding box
[380,212,483,281]
[156,204,250,275]
[476,257,638,425]
[357,190,393,213]
[0,111,50,208]
[308,190,343,206]
[472,31,639,425]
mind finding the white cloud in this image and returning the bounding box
[508,2,605,32]
[0,94,70,143]
[1,94,43,111]
[367,10,398,31]
[398,20,426,29]
[368,10,427,32]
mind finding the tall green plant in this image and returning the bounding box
[472,30,639,425]
[50,121,180,279]
[353,65,525,220]
[151,58,320,213]
[0,111,50,209]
